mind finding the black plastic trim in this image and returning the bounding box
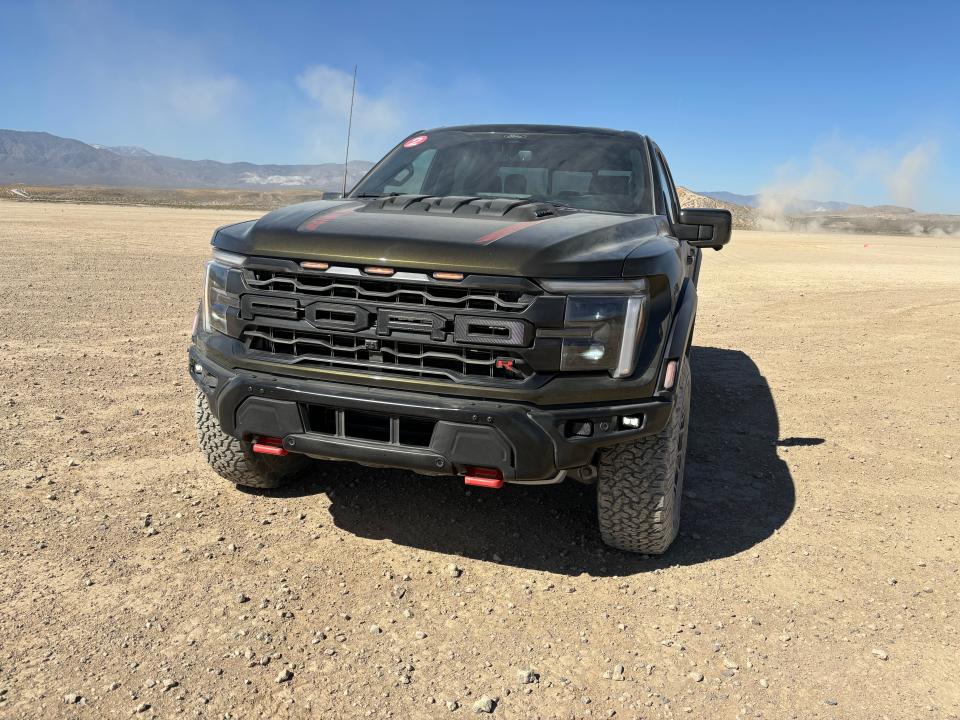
[189,347,674,481]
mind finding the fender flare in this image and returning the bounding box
[664,278,698,366]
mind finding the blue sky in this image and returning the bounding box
[1,0,958,211]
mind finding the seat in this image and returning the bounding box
[590,175,630,195]
[475,175,501,194]
[503,174,527,195]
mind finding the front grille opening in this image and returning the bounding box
[245,269,532,312]
[344,410,391,442]
[244,326,528,383]
[398,416,435,447]
[302,404,437,446]
[465,348,492,376]
[395,341,420,364]
[306,405,337,434]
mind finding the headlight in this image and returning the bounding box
[540,278,648,378]
[201,249,244,334]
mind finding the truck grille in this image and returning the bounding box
[244,325,529,382]
[245,270,532,313]
[230,261,557,386]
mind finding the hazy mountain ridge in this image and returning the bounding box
[91,144,155,157]
[678,188,960,236]
[0,129,373,189]
[690,188,960,235]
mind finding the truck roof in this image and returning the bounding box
[419,124,648,141]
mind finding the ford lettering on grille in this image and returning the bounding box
[304,302,370,332]
[376,309,446,341]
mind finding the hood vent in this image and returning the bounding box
[364,194,558,221]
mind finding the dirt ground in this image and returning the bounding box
[0,200,957,719]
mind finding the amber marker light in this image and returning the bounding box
[300,261,329,270]
[663,359,679,390]
[433,271,464,281]
[364,266,395,276]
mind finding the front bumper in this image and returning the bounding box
[189,347,673,482]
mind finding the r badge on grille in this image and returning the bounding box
[495,357,522,374]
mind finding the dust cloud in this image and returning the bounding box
[756,140,943,233]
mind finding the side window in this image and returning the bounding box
[384,148,437,194]
[653,150,679,223]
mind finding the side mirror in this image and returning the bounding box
[676,208,731,250]
[320,192,344,200]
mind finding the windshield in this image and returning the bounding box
[350,129,654,214]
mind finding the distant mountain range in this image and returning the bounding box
[0,129,374,189]
[90,144,155,157]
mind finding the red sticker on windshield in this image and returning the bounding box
[403,134,428,148]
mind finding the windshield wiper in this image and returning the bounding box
[352,192,401,199]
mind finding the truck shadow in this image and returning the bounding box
[286,346,798,576]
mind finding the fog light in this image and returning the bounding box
[621,416,641,429]
[663,359,679,390]
[194,363,203,374]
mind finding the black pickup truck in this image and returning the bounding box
[190,125,730,553]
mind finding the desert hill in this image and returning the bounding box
[0,129,373,190]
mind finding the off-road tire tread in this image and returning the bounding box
[597,362,691,553]
[195,390,306,488]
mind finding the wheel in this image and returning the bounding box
[596,360,691,553]
[194,389,308,489]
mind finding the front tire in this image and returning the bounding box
[195,390,308,489]
[596,361,691,553]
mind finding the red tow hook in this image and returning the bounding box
[252,436,288,456]
[463,466,504,489]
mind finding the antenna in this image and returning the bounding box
[341,65,358,197]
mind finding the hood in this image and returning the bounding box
[213,198,672,278]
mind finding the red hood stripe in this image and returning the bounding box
[475,220,545,246]
[298,205,359,232]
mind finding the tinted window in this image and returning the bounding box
[352,130,654,214]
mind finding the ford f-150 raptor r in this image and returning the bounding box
[189,125,730,553]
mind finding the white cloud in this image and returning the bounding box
[29,1,252,158]
[296,65,408,162]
